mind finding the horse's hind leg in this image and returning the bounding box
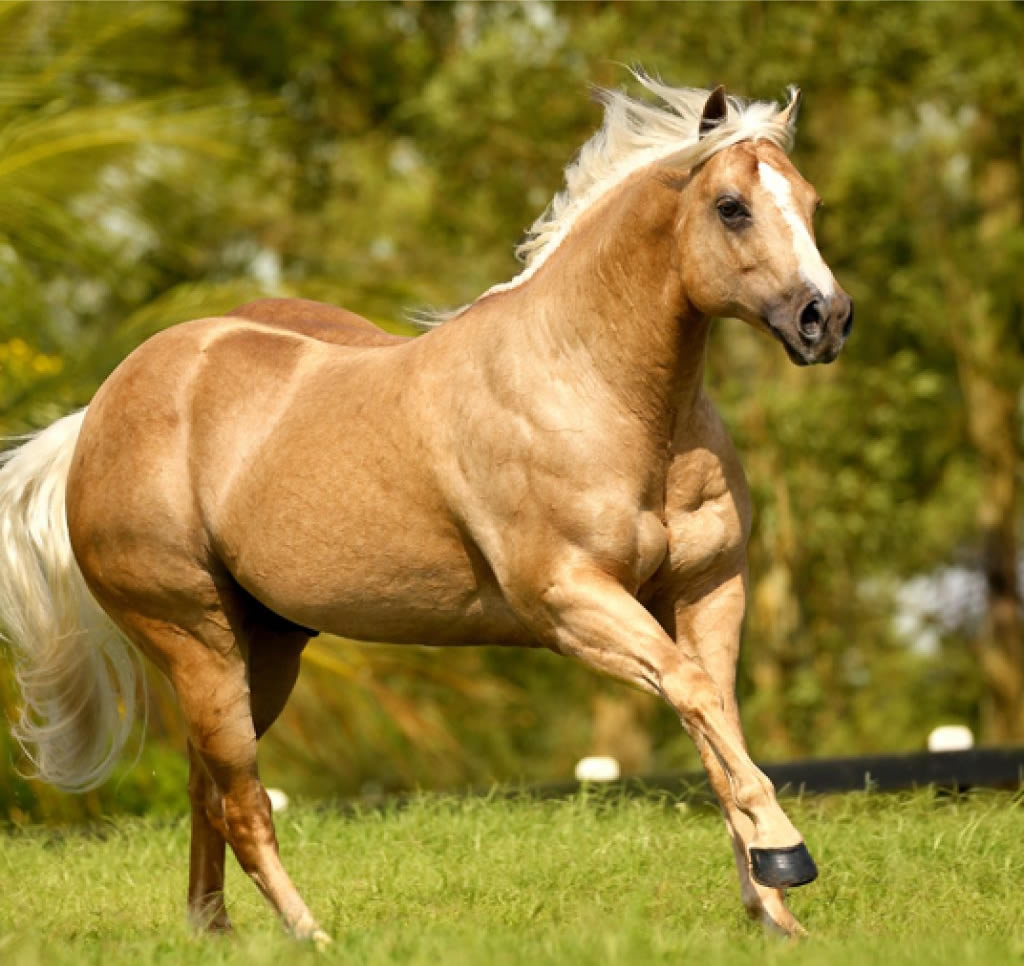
[187,740,231,932]
[185,603,309,933]
[176,635,325,942]
[115,596,324,942]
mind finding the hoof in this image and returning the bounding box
[750,843,818,889]
[292,920,332,949]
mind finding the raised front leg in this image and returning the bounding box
[672,571,809,936]
[518,566,813,880]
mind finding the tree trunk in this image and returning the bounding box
[949,151,1024,743]
[957,340,1023,742]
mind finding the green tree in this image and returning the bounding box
[3,1,1023,823]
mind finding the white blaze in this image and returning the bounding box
[757,161,835,300]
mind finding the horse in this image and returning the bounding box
[0,76,852,941]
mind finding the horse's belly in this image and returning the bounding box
[233,536,528,647]
[213,463,530,647]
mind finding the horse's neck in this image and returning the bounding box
[476,170,710,441]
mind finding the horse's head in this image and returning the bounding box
[678,87,853,365]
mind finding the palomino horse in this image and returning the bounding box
[0,78,851,940]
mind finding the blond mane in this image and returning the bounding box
[418,72,799,326]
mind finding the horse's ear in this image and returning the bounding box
[698,86,728,139]
[777,86,802,130]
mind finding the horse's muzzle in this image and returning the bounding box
[765,289,854,366]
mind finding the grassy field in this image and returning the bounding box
[1,788,1022,965]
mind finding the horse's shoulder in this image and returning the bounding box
[227,298,410,348]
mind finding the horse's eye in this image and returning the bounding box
[716,197,749,225]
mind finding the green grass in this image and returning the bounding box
[2,789,1023,965]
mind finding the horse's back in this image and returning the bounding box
[228,298,410,348]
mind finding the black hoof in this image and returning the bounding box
[749,843,818,889]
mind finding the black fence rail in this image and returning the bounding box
[760,746,1024,795]
[337,748,1024,815]
[513,747,1024,803]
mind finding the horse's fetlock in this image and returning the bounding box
[743,897,765,921]
[733,779,770,814]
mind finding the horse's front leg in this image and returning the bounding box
[671,571,808,937]
[520,567,815,910]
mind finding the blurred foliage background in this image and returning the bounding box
[1,0,1022,824]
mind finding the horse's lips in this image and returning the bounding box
[763,318,813,366]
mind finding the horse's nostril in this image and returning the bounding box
[798,300,823,338]
[842,302,855,338]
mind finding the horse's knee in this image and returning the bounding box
[661,669,723,726]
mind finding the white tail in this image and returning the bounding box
[0,409,144,791]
